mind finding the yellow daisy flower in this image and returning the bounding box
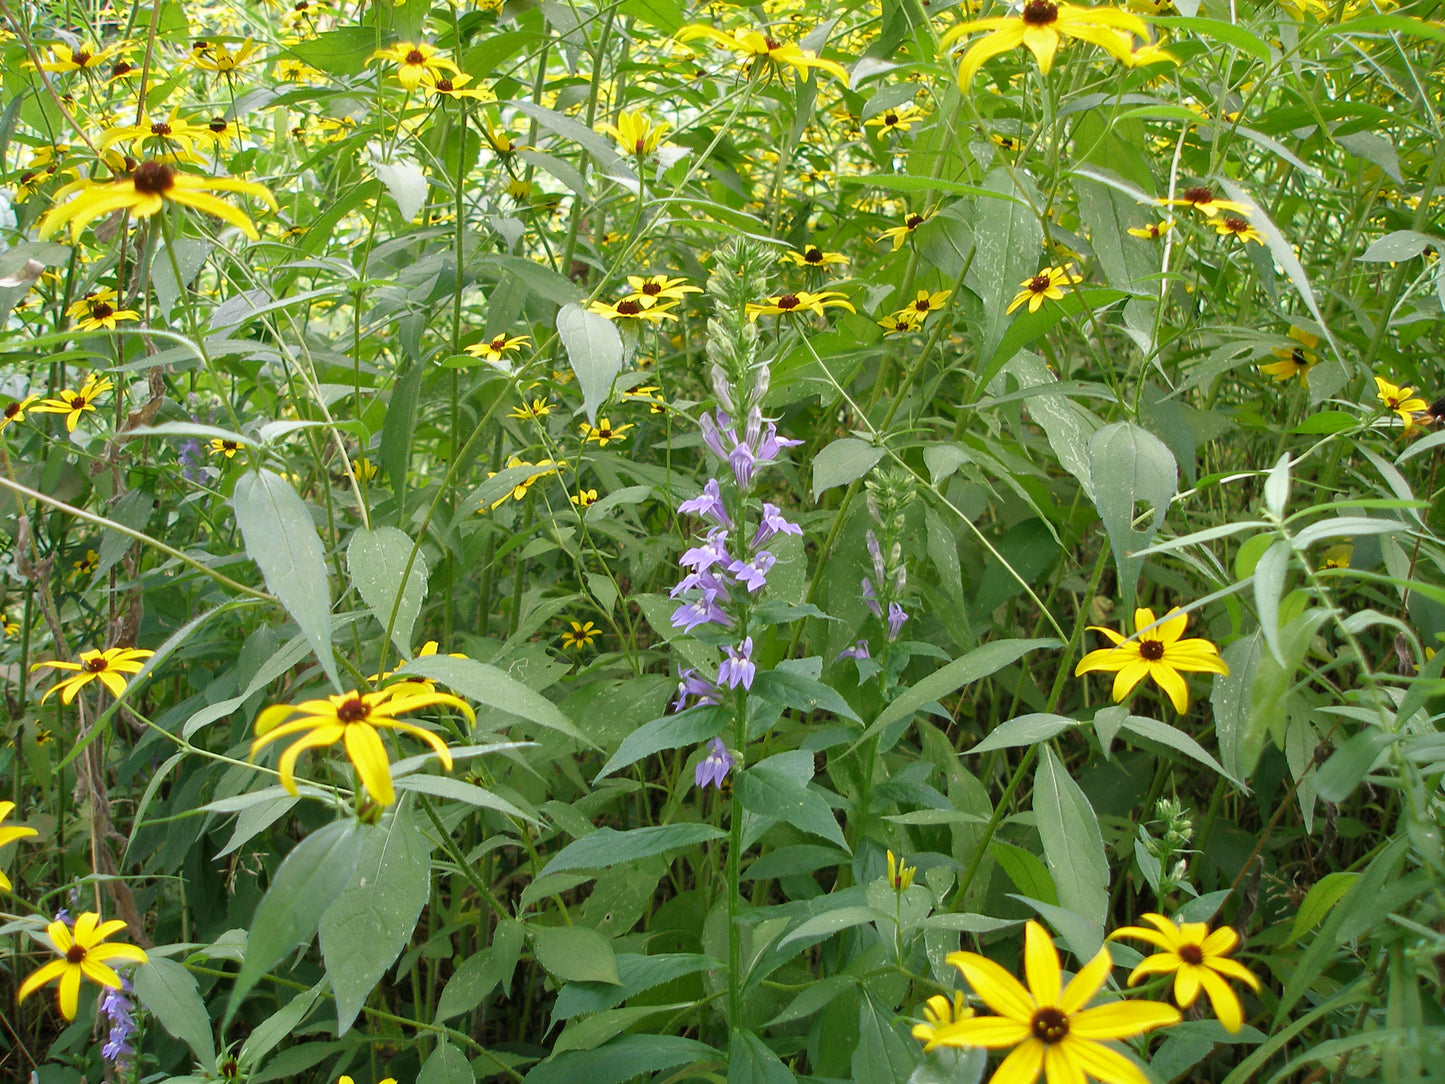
[1158,185,1251,217]
[677,25,849,83]
[18,912,147,1021]
[465,333,531,365]
[371,41,459,90]
[0,801,39,893]
[1075,606,1229,713]
[66,289,139,332]
[1208,216,1265,245]
[1126,220,1173,240]
[31,646,155,705]
[940,1,1148,87]
[746,289,855,320]
[1,395,41,432]
[588,297,680,323]
[1374,376,1427,429]
[1259,327,1319,388]
[208,438,244,458]
[622,274,701,309]
[1006,265,1083,314]
[878,208,933,250]
[1109,914,1260,1033]
[561,620,599,649]
[580,417,634,446]
[596,111,671,156]
[33,375,115,432]
[911,992,973,1050]
[781,245,848,269]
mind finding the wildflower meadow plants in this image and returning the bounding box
[1,0,1444,1079]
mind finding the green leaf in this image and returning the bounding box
[507,99,624,169]
[968,166,1045,369]
[1034,746,1108,929]
[778,905,889,950]
[320,803,434,1034]
[553,953,723,1019]
[374,157,427,222]
[553,1003,692,1055]
[991,841,1056,905]
[751,667,861,721]
[1254,539,1291,665]
[557,302,624,425]
[521,1035,718,1084]
[435,919,525,1023]
[1290,411,1357,435]
[736,754,849,850]
[970,713,1075,753]
[1087,422,1177,615]
[538,824,726,878]
[233,469,339,690]
[381,360,424,505]
[1155,15,1271,60]
[729,1030,796,1084]
[348,526,427,659]
[288,28,378,75]
[239,980,326,1066]
[93,486,153,585]
[1360,229,1435,265]
[1286,872,1358,944]
[132,956,214,1065]
[811,438,884,501]
[418,1040,475,1084]
[481,254,585,307]
[531,925,621,985]
[858,639,1060,749]
[396,655,589,744]
[227,819,362,1025]
[853,989,914,1084]
[1314,728,1399,803]
[594,705,724,781]
[1116,715,1242,788]
[393,775,538,821]
[152,239,211,318]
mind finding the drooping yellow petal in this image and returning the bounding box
[344,722,395,805]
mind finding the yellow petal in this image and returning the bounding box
[1024,920,1062,1007]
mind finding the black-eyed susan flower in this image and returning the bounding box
[1109,914,1260,1033]
[1006,265,1083,314]
[1126,219,1173,240]
[508,398,550,420]
[622,274,701,309]
[1209,216,1265,245]
[18,912,147,1021]
[484,455,539,511]
[1,395,40,433]
[596,111,671,156]
[1259,327,1319,387]
[34,375,115,432]
[66,289,139,332]
[991,132,1025,150]
[0,801,38,893]
[572,488,598,507]
[624,385,667,413]
[1375,376,1427,429]
[746,289,855,320]
[561,620,599,649]
[71,549,100,578]
[1159,184,1251,217]
[911,992,973,1050]
[465,332,531,365]
[191,38,262,74]
[588,297,680,323]
[1075,606,1228,713]
[580,417,633,446]
[931,921,1180,1077]
[1320,543,1352,570]
[371,41,459,91]
[677,25,849,83]
[97,110,218,159]
[865,104,926,135]
[940,0,1148,87]
[31,646,154,705]
[886,850,916,891]
[28,42,127,73]
[878,311,923,335]
[251,684,472,806]
[878,208,932,250]
[1,615,19,637]
[208,437,243,458]
[781,245,848,269]
[353,457,378,482]
[902,288,951,320]
[422,72,496,101]
[38,161,277,242]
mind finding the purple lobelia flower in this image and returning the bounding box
[695,737,734,789]
[673,667,721,712]
[753,503,802,547]
[887,602,909,641]
[100,977,137,1071]
[717,636,756,690]
[861,577,882,618]
[678,478,732,526]
[836,639,871,662]
[672,590,735,633]
[699,409,737,462]
[679,526,733,573]
[728,551,775,593]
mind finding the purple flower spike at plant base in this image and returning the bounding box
[887,602,909,641]
[728,551,775,593]
[695,737,734,789]
[754,503,802,547]
[717,636,756,689]
[672,590,735,633]
[837,639,871,661]
[678,478,732,526]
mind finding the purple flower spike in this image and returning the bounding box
[861,577,882,618]
[679,527,732,573]
[717,636,756,690]
[699,410,737,461]
[672,590,735,633]
[729,441,758,490]
[100,978,137,1070]
[673,667,721,712]
[754,503,802,547]
[836,639,871,662]
[695,737,734,789]
[728,551,776,593]
[678,478,732,526]
[887,602,909,641]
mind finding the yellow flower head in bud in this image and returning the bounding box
[887,849,916,891]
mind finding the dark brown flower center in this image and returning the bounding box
[132,161,175,195]
[73,50,92,66]
[112,61,133,77]
[1022,0,1059,24]
[804,246,823,263]
[151,122,172,136]
[91,302,115,319]
[1223,217,1248,233]
[490,336,507,350]
[1291,347,1307,368]
[914,298,930,311]
[72,394,90,409]
[4,403,20,419]
[617,299,642,316]
[84,657,108,672]
[1140,638,1165,660]
[435,77,455,91]
[405,49,426,65]
[210,117,228,132]
[1029,274,1050,293]
[598,425,612,437]
[1178,943,1205,965]
[1031,1007,1069,1043]
[765,37,781,50]
[905,214,924,229]
[66,944,88,963]
[642,282,662,295]
[885,112,899,124]
[777,294,801,310]
[336,697,370,723]
[1183,185,1214,205]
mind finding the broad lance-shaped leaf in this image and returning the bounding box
[397,654,591,745]
[1087,422,1176,616]
[347,525,428,659]
[557,301,622,425]
[225,818,361,1027]
[1033,745,1108,930]
[233,468,340,690]
[320,802,434,1034]
[539,824,726,877]
[132,957,214,1065]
